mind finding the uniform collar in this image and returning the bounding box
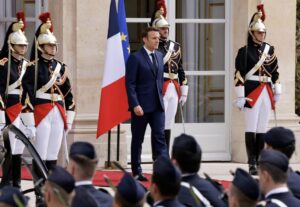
[75,180,93,186]
[265,186,289,198]
[143,46,155,55]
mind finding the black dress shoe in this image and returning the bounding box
[134,173,148,182]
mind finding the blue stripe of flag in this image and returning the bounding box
[117,0,130,61]
[107,0,119,39]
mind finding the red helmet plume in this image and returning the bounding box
[257,3,266,22]
[156,0,167,17]
[16,11,26,31]
[39,12,53,32]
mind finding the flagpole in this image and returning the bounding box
[117,124,120,161]
[107,130,111,168]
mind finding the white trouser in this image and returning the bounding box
[35,106,64,160]
[244,87,271,133]
[9,116,26,155]
[164,82,179,130]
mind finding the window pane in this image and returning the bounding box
[127,23,148,52]
[176,23,225,71]
[125,0,155,18]
[176,0,225,19]
[175,75,225,123]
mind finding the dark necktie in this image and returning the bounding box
[150,53,158,72]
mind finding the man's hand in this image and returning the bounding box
[134,105,144,116]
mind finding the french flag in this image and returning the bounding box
[97,0,130,138]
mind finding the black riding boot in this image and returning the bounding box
[256,133,265,168]
[164,129,171,152]
[45,160,57,172]
[12,155,22,188]
[245,132,257,175]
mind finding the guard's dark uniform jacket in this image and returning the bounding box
[178,174,228,207]
[257,191,300,207]
[0,56,28,124]
[157,39,187,95]
[71,185,113,207]
[22,56,75,128]
[153,198,186,207]
[234,40,279,109]
[288,168,300,199]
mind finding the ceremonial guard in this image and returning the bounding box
[22,12,75,173]
[0,11,35,188]
[233,1,281,175]
[150,0,188,153]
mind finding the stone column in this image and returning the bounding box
[231,0,299,163]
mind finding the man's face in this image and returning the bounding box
[43,44,57,56]
[143,31,160,51]
[13,44,27,56]
[159,27,169,39]
[253,31,265,42]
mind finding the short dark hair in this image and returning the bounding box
[171,134,202,173]
[151,174,180,198]
[70,155,98,180]
[273,143,295,159]
[141,27,159,38]
[230,185,258,207]
[260,163,288,184]
[114,190,145,207]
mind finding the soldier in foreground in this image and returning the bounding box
[257,150,300,206]
[67,141,113,207]
[227,168,259,207]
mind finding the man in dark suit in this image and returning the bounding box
[67,142,113,207]
[172,134,228,207]
[125,27,168,181]
[257,149,300,206]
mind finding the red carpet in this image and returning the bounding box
[0,166,230,189]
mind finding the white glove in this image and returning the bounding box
[179,95,187,106]
[24,125,36,140]
[234,97,246,110]
[0,111,5,137]
[273,94,280,103]
[66,111,75,135]
[0,123,5,137]
[179,85,189,106]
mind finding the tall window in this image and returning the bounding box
[125,0,229,124]
[0,0,48,59]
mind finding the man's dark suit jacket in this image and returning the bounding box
[125,47,164,112]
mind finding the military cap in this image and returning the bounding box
[117,173,146,204]
[153,156,181,184]
[0,186,29,207]
[172,133,202,155]
[71,189,99,207]
[69,141,97,160]
[259,149,289,172]
[264,127,295,148]
[48,166,75,194]
[232,168,260,200]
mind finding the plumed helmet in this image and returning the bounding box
[37,12,57,46]
[0,11,28,58]
[8,11,28,45]
[249,2,266,33]
[150,0,170,28]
